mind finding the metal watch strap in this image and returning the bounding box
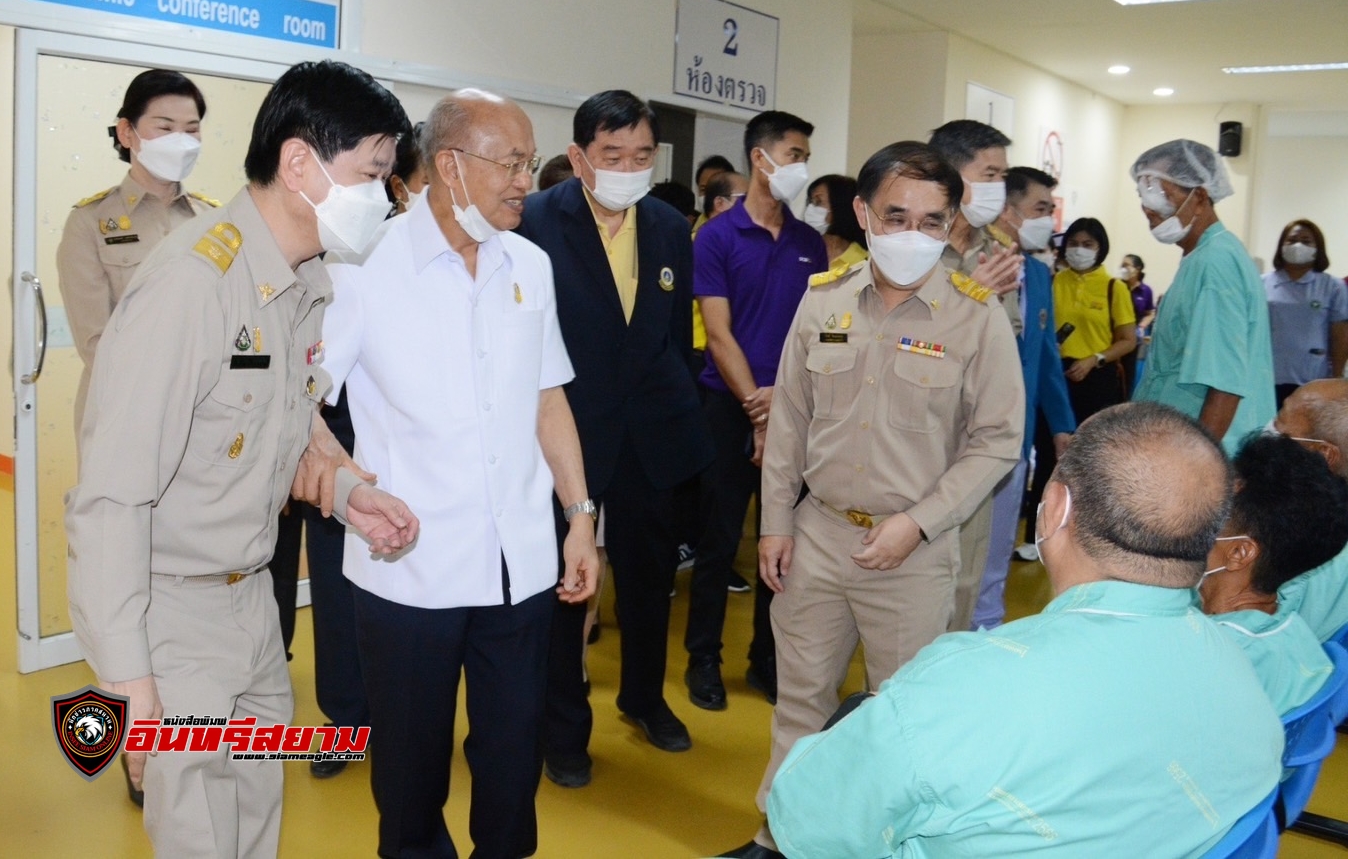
[563,499,598,522]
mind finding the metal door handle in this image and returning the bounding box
[20,271,46,384]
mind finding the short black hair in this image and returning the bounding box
[1274,219,1331,273]
[573,90,659,149]
[244,61,408,186]
[928,119,1012,171]
[856,141,963,214]
[650,180,697,218]
[702,171,744,217]
[1059,216,1111,269]
[808,174,865,248]
[1124,254,1145,278]
[1005,166,1058,202]
[538,153,574,191]
[696,154,735,183]
[743,110,813,166]
[1229,433,1348,594]
[393,121,424,182]
[111,69,206,163]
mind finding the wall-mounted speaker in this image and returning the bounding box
[1219,121,1243,157]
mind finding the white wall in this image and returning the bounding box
[365,0,854,184]
[847,30,948,171]
[1250,111,1348,280]
[1108,102,1260,294]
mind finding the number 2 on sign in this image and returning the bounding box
[723,18,738,55]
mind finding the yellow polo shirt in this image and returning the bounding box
[585,186,638,322]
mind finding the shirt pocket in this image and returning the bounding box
[189,370,277,468]
[805,345,859,420]
[888,352,961,433]
[96,240,149,301]
[495,309,546,392]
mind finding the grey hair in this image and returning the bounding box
[419,92,477,177]
[1303,382,1348,479]
[1054,402,1232,588]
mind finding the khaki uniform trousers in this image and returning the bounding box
[142,569,293,859]
[951,490,995,632]
[755,497,956,847]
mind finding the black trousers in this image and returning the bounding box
[1065,357,1127,423]
[545,435,679,759]
[269,505,303,659]
[684,386,774,667]
[305,502,367,728]
[354,576,553,859]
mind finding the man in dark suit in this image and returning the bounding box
[517,90,715,787]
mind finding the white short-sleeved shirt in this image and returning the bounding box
[323,202,574,609]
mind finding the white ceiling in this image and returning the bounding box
[853,0,1348,110]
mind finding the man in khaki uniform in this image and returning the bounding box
[929,119,1028,633]
[720,141,1023,859]
[65,61,417,859]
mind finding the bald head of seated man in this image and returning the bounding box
[1201,433,1348,714]
[766,402,1284,859]
[1267,379,1348,641]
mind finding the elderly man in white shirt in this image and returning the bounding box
[323,89,599,859]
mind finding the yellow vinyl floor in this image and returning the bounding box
[2,480,1346,857]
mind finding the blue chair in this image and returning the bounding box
[1282,641,1348,844]
[1203,788,1277,859]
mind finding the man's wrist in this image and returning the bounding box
[563,499,598,523]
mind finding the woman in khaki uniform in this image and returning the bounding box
[57,68,217,432]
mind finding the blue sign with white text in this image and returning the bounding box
[35,0,339,48]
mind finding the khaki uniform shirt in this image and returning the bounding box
[942,226,1023,335]
[56,173,219,429]
[65,187,332,683]
[761,262,1024,541]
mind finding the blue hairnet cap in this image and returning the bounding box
[1130,139,1233,204]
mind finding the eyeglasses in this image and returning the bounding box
[451,148,541,179]
[868,205,950,239]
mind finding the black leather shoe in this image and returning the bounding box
[309,759,348,779]
[121,754,144,808]
[685,658,727,711]
[746,659,778,705]
[727,572,752,593]
[543,752,592,788]
[717,841,786,858]
[621,704,692,752]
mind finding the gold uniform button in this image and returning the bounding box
[860,421,869,429]
[866,376,875,385]
[823,364,833,373]
[875,334,884,341]
[920,376,929,385]
[243,393,253,404]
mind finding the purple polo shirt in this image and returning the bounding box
[694,199,827,391]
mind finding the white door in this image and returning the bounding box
[11,30,293,672]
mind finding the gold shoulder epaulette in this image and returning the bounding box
[73,187,114,208]
[809,259,866,288]
[950,271,994,304]
[985,223,1016,249]
[192,222,243,276]
[188,191,222,208]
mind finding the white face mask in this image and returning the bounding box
[1017,215,1054,252]
[802,203,830,234]
[581,151,653,211]
[403,187,425,210]
[865,211,947,287]
[449,151,504,244]
[134,130,201,183]
[1117,266,1135,281]
[961,180,1006,228]
[1151,214,1192,245]
[301,153,391,255]
[1143,184,1196,245]
[1283,242,1317,266]
[759,150,810,204]
[1065,247,1099,273]
[1034,486,1072,552]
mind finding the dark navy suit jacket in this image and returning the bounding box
[516,178,713,493]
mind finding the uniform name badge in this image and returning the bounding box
[897,336,945,359]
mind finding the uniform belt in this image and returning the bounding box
[815,497,891,530]
[151,570,258,587]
